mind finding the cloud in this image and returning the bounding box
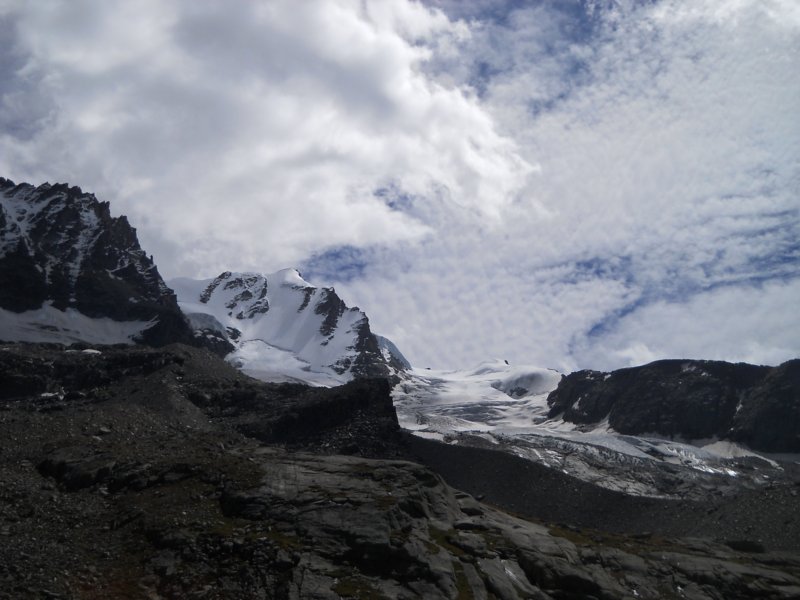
[330,0,800,370]
[0,0,531,275]
[572,278,800,369]
[1,0,798,371]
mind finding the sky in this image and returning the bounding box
[0,0,798,372]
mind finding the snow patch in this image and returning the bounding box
[0,303,153,345]
[228,339,346,387]
[702,440,779,468]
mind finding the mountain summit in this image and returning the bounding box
[0,177,192,346]
[170,270,405,385]
[0,177,404,382]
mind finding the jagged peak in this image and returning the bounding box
[0,176,193,347]
[0,177,97,202]
[170,267,405,384]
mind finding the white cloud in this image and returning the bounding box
[1,0,798,371]
[572,278,800,369]
[333,0,800,370]
[0,0,530,275]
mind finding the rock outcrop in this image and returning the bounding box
[547,358,800,452]
[1,343,799,599]
[0,178,193,346]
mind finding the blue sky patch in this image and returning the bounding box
[301,245,372,284]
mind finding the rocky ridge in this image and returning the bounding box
[546,359,800,452]
[0,177,192,347]
[0,177,401,381]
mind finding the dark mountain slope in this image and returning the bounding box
[0,177,192,346]
[2,342,799,599]
[547,358,800,452]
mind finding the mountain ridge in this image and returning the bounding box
[0,177,404,382]
[0,177,192,347]
[1,175,800,598]
[546,358,800,452]
[170,269,404,385]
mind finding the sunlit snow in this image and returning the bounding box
[170,269,370,385]
[392,359,781,495]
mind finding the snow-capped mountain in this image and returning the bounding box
[2,175,795,502]
[393,358,797,498]
[0,178,192,346]
[170,270,404,386]
[0,177,405,382]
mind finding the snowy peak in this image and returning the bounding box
[170,270,401,385]
[0,177,192,346]
[198,271,272,319]
[1,179,166,302]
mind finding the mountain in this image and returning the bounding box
[0,176,404,380]
[547,358,800,452]
[0,177,192,346]
[170,270,405,385]
[0,176,403,382]
[1,175,800,597]
[393,357,800,500]
[3,342,799,598]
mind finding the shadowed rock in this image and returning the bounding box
[0,177,194,347]
[547,358,800,452]
[1,343,799,599]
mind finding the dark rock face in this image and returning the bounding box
[188,375,403,457]
[2,343,799,599]
[0,343,403,459]
[547,359,800,452]
[732,359,800,452]
[349,317,396,379]
[0,238,49,312]
[189,325,236,356]
[315,287,346,337]
[305,287,387,375]
[0,177,193,346]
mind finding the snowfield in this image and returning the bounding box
[170,269,388,385]
[0,302,153,345]
[393,360,562,432]
[392,360,783,497]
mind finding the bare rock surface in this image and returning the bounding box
[1,342,799,599]
[405,434,800,553]
[0,178,193,347]
[547,358,800,452]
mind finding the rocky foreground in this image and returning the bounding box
[2,343,800,599]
